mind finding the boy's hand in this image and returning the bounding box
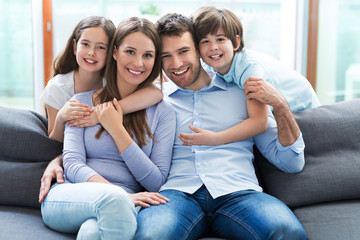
[179,125,219,146]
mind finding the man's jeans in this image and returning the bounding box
[41,182,137,240]
[135,186,307,240]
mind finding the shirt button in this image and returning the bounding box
[197,162,201,167]
[201,173,206,178]
[195,112,199,116]
[193,148,198,152]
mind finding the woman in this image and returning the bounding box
[41,17,176,240]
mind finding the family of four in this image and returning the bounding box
[38,6,320,240]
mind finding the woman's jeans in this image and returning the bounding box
[41,182,137,240]
[135,186,307,240]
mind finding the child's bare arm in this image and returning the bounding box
[119,84,163,114]
[179,99,268,146]
[47,100,92,142]
[68,84,163,128]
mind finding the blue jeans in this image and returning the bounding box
[41,182,137,240]
[135,186,307,240]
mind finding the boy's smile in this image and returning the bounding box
[198,28,240,75]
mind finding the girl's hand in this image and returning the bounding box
[95,98,123,134]
[178,125,218,146]
[67,107,99,127]
[128,192,168,208]
[59,99,92,122]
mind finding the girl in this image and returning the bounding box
[41,17,176,240]
[38,16,163,202]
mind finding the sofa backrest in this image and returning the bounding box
[0,106,62,208]
[255,99,360,208]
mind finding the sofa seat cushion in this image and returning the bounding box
[293,200,360,240]
[0,205,74,240]
[255,99,360,208]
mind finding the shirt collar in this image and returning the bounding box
[164,69,228,96]
[215,50,245,82]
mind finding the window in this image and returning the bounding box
[52,0,301,69]
[0,0,305,112]
[0,0,34,110]
[316,0,360,104]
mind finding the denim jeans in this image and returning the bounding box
[135,186,307,240]
[41,182,137,240]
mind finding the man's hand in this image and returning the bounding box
[38,155,64,203]
[128,192,168,208]
[243,77,287,109]
[178,125,218,146]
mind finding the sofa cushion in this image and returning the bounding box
[0,106,62,162]
[0,161,48,208]
[0,205,75,240]
[293,200,360,240]
[255,99,360,208]
[0,106,63,208]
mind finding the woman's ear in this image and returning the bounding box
[113,45,117,61]
[234,35,241,51]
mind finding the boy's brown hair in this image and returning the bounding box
[191,6,245,52]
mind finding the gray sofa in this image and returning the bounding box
[1,99,360,240]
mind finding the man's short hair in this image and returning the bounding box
[156,13,198,48]
[191,6,245,52]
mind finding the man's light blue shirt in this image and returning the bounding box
[160,71,305,199]
[214,48,321,112]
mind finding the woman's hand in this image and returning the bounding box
[95,98,123,134]
[59,99,93,122]
[128,192,169,208]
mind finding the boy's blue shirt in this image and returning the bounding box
[211,48,321,112]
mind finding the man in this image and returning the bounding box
[134,13,307,240]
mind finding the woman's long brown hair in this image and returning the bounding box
[95,17,162,148]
